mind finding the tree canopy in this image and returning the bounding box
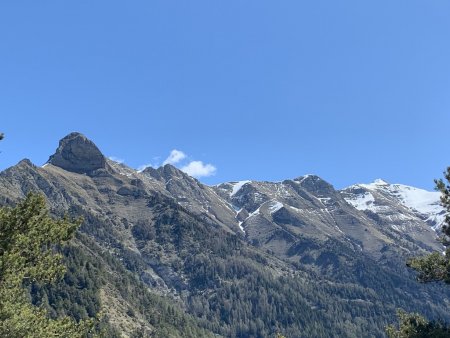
[387,167,450,337]
[0,193,95,337]
[407,167,450,283]
[386,310,450,338]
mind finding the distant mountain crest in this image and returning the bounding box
[372,178,389,185]
[342,179,445,231]
[40,132,445,240]
[292,174,336,196]
[1,133,450,336]
[47,132,106,175]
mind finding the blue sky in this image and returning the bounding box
[1,1,449,190]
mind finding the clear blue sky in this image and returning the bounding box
[1,1,449,189]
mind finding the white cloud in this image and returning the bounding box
[108,156,124,164]
[163,149,187,165]
[137,163,154,172]
[137,157,161,172]
[181,161,216,178]
[139,150,217,179]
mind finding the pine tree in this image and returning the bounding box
[387,167,450,337]
[407,167,450,283]
[0,193,96,337]
[386,310,450,338]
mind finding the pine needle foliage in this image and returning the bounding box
[407,167,450,283]
[388,168,450,337]
[386,310,450,338]
[0,193,96,337]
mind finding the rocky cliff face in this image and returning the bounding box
[47,132,107,175]
[214,175,443,264]
[1,132,448,337]
[341,179,444,230]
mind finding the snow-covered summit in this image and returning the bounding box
[372,178,389,186]
[342,179,445,231]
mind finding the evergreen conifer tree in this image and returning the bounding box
[387,167,450,337]
[0,193,96,337]
[406,167,450,283]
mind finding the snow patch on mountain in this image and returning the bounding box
[390,185,441,215]
[230,180,251,196]
[293,174,313,184]
[269,201,283,214]
[345,179,445,230]
[238,221,245,233]
[345,191,376,211]
[250,207,261,217]
[384,183,445,230]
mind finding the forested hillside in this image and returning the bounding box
[1,133,449,337]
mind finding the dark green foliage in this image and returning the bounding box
[26,228,212,337]
[8,189,449,337]
[0,193,95,337]
[53,201,213,336]
[386,310,450,338]
[5,176,450,336]
[436,167,450,239]
[408,167,450,283]
[127,199,450,337]
[77,233,213,337]
[407,252,449,283]
[30,244,103,321]
[105,259,214,338]
[388,168,450,337]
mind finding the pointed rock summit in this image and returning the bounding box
[373,178,389,185]
[47,132,106,174]
[294,175,335,195]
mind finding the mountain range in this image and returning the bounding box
[1,132,448,338]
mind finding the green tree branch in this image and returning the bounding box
[0,193,97,337]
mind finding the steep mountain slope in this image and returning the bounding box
[215,175,443,262]
[140,165,240,234]
[1,132,449,338]
[342,179,444,231]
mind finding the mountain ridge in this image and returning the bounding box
[1,132,449,337]
[39,132,445,231]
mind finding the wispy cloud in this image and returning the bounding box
[137,156,161,172]
[137,163,153,172]
[181,160,216,178]
[163,149,186,165]
[138,150,216,179]
[108,156,124,164]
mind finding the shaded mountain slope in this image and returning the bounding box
[1,132,449,337]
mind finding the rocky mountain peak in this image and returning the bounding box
[141,166,162,180]
[2,135,450,337]
[293,174,335,196]
[17,158,34,168]
[373,178,389,186]
[341,180,445,231]
[157,164,190,181]
[47,132,106,175]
